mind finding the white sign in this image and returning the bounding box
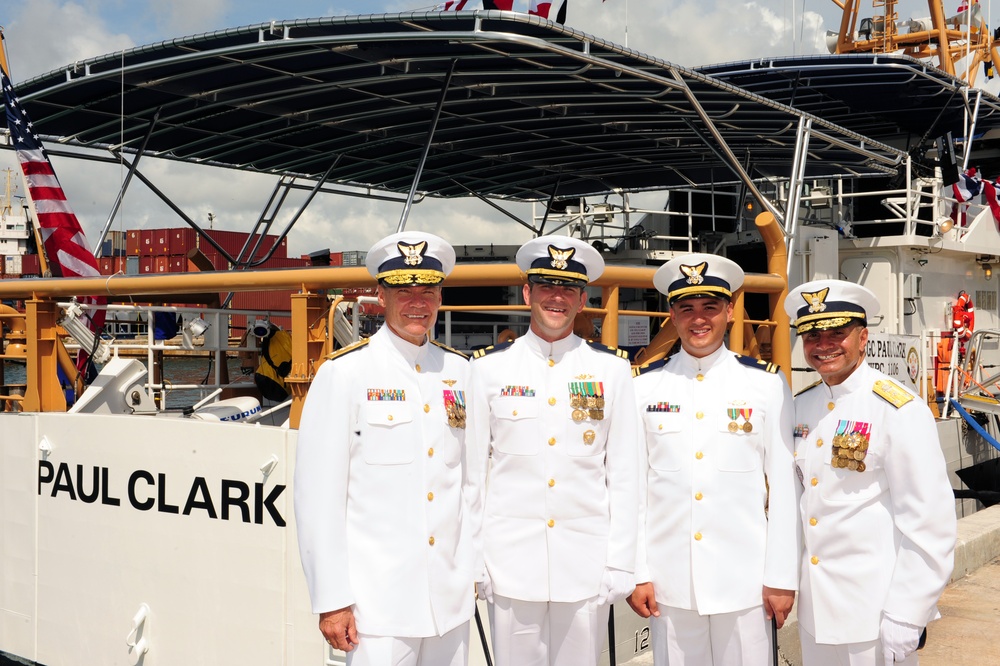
[619,316,650,347]
[866,333,921,392]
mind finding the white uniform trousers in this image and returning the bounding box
[650,605,772,665]
[346,621,470,666]
[799,626,918,666]
[488,594,611,666]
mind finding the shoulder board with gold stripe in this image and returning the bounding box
[632,359,667,378]
[472,341,514,360]
[735,354,779,374]
[325,338,370,361]
[430,340,469,359]
[872,378,914,409]
[587,341,629,360]
[795,380,823,397]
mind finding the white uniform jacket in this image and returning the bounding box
[633,345,799,615]
[468,330,640,603]
[794,361,956,644]
[294,326,476,638]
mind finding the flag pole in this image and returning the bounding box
[0,27,10,77]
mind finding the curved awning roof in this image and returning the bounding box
[8,12,904,201]
[699,54,1000,153]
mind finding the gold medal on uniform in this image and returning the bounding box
[740,408,753,433]
[595,381,605,409]
[583,429,596,445]
[443,389,467,429]
[831,420,870,472]
[727,407,740,433]
[572,408,586,422]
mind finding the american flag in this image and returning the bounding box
[528,0,567,21]
[2,67,107,367]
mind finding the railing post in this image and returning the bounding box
[24,298,65,412]
[287,291,327,429]
[755,211,792,384]
[601,283,620,348]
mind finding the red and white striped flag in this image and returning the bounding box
[435,0,472,9]
[2,66,107,366]
[435,1,515,9]
[529,0,567,22]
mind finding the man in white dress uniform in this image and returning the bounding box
[787,279,956,666]
[628,254,799,665]
[468,235,640,666]
[294,231,477,666]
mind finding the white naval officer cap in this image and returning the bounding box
[785,279,880,333]
[516,235,605,287]
[654,253,745,305]
[365,231,456,286]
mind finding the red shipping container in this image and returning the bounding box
[140,230,155,257]
[21,254,40,276]
[99,257,113,275]
[153,229,169,255]
[154,257,170,273]
[113,257,128,274]
[126,230,141,256]
[169,228,196,256]
[140,257,154,274]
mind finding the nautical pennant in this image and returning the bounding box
[2,66,107,367]
[435,1,516,9]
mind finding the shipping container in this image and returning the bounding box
[126,230,141,256]
[108,230,127,254]
[152,229,170,255]
[259,257,309,269]
[329,251,344,267]
[154,257,170,273]
[169,228,197,256]
[21,254,40,276]
[342,250,367,266]
[140,257,154,274]
[126,256,140,275]
[140,230,155,257]
[4,255,22,276]
[99,257,114,275]
[168,257,185,273]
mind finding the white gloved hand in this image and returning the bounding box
[597,568,635,606]
[880,614,922,663]
[476,571,493,603]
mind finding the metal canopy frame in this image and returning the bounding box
[5,12,904,217]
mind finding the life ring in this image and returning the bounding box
[498,329,517,344]
[952,291,975,342]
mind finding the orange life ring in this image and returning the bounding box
[952,291,975,342]
[498,329,517,344]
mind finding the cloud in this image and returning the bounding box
[5,0,135,81]
[149,0,232,35]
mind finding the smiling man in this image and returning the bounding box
[629,253,798,666]
[787,279,956,666]
[468,235,640,666]
[295,231,477,666]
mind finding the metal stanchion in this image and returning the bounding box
[475,606,493,666]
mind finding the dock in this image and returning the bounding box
[623,505,1000,666]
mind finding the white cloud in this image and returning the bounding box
[5,0,135,80]
[149,0,232,35]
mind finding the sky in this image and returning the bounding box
[0,0,975,257]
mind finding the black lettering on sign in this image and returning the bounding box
[129,470,155,511]
[37,461,286,526]
[222,480,251,523]
[183,477,218,519]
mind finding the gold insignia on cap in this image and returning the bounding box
[802,287,830,314]
[397,240,427,267]
[680,262,707,285]
[548,245,576,270]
